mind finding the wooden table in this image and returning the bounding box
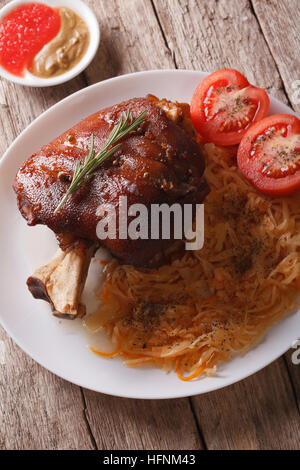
[0,0,299,450]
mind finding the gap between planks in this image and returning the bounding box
[80,387,98,450]
[249,0,295,111]
[81,0,299,450]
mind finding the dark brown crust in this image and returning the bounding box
[14,97,208,267]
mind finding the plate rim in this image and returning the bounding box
[0,68,298,399]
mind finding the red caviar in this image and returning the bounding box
[0,2,60,77]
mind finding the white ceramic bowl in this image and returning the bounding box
[0,0,100,86]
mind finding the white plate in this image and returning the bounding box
[0,70,299,399]
[0,0,100,87]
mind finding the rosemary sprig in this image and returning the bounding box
[54,109,147,213]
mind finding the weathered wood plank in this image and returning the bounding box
[252,0,300,113]
[251,0,300,409]
[0,0,86,140]
[152,0,286,98]
[83,390,203,450]
[0,329,94,450]
[153,0,300,449]
[0,0,201,450]
[0,78,86,145]
[0,81,17,151]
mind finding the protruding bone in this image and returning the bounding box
[27,241,96,319]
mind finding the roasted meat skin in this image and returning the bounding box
[14,97,208,267]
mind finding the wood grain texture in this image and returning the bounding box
[192,359,300,450]
[152,0,286,98]
[80,0,204,451]
[0,0,299,450]
[82,390,203,450]
[251,0,300,403]
[252,0,300,113]
[0,0,94,451]
[84,0,174,84]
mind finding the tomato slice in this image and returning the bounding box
[190,69,270,146]
[237,114,300,196]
